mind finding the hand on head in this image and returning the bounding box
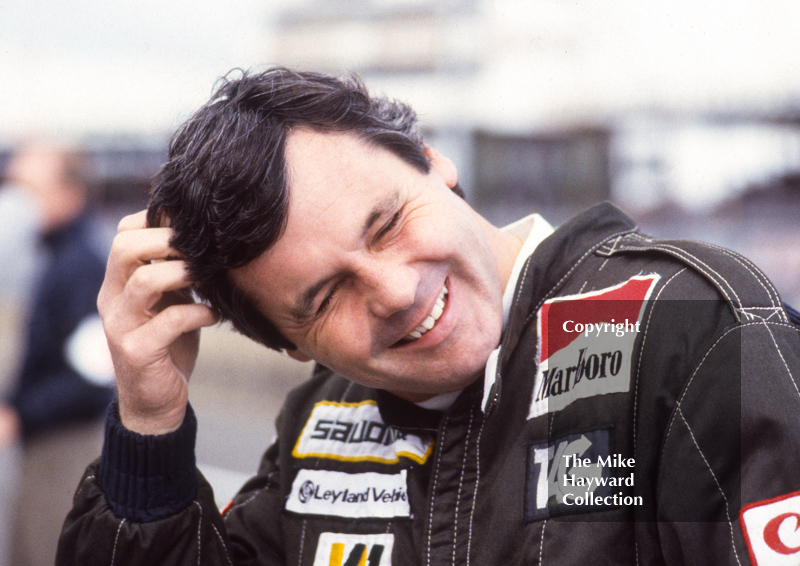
[98,210,219,435]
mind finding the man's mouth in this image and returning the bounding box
[400,281,449,343]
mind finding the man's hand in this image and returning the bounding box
[98,211,219,435]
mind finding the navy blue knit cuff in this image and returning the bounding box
[99,400,198,522]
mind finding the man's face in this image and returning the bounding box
[231,129,514,401]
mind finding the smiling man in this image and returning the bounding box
[229,129,517,401]
[59,68,800,566]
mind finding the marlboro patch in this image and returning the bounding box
[528,275,660,419]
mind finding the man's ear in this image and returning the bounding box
[286,349,313,362]
[425,146,458,189]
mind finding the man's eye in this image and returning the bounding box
[373,211,402,245]
[317,284,339,315]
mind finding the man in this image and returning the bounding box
[1,144,115,566]
[58,68,800,565]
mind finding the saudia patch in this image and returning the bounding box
[528,275,660,419]
[293,401,434,464]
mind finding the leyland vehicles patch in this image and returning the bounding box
[293,400,434,464]
[528,275,660,419]
[286,470,410,519]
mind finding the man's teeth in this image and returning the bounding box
[404,284,448,342]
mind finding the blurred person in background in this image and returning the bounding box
[0,171,41,301]
[0,158,42,566]
[0,143,115,566]
[59,69,800,566]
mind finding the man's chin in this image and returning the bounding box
[386,389,437,403]
[384,370,484,404]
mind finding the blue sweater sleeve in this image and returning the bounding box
[98,401,199,522]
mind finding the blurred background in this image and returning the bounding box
[1,0,799,562]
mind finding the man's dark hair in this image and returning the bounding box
[147,67,460,351]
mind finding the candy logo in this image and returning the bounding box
[740,490,800,565]
[763,512,800,555]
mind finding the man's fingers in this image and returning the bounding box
[117,210,148,233]
[152,302,220,345]
[109,226,179,267]
[104,260,196,328]
[115,302,219,368]
[101,227,183,300]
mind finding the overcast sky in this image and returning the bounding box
[0,0,274,140]
[2,0,799,142]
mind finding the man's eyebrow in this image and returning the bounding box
[290,191,401,323]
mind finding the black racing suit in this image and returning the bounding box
[58,203,800,565]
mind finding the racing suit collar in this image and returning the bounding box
[377,202,639,425]
[376,377,484,432]
[482,201,639,414]
[501,214,554,325]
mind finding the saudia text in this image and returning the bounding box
[311,419,407,446]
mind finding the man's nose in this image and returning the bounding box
[360,259,419,319]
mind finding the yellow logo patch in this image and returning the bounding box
[313,533,393,566]
[293,401,433,464]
